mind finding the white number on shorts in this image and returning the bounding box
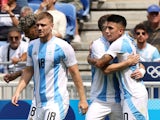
[124,113,128,120]
[47,112,56,120]
[30,106,36,116]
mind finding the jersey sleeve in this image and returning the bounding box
[152,48,160,62]
[62,42,77,67]
[26,42,34,66]
[91,39,108,58]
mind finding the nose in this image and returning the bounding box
[105,28,109,33]
[37,25,42,30]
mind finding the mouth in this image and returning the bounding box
[38,31,43,35]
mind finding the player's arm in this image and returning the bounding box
[87,54,113,68]
[103,54,140,74]
[68,64,88,114]
[12,66,33,106]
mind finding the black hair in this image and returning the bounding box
[134,23,149,34]
[107,14,127,28]
[98,14,111,31]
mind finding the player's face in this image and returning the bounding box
[101,21,108,40]
[36,18,53,41]
[104,22,124,42]
[135,29,148,43]
[8,31,21,50]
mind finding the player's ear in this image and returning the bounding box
[50,23,54,30]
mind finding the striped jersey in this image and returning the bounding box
[90,36,121,103]
[27,37,77,107]
[107,33,147,99]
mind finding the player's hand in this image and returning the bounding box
[11,93,20,106]
[130,69,144,80]
[127,54,140,66]
[78,100,88,115]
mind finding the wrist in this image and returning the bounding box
[139,68,146,77]
[127,59,132,66]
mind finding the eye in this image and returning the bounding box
[108,26,113,30]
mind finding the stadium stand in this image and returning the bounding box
[77,0,90,21]
[55,3,77,43]
[28,2,76,43]
[28,0,42,4]
[28,3,39,12]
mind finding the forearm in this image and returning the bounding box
[88,54,112,68]
[69,65,87,102]
[103,60,131,74]
[14,67,33,95]
[8,11,19,26]
[104,53,140,74]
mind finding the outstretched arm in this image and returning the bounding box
[11,66,33,106]
[68,64,88,114]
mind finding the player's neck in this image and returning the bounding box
[40,33,53,43]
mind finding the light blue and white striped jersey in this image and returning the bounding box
[107,33,147,99]
[27,37,77,108]
[137,43,160,62]
[90,36,121,103]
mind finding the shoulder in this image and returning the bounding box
[92,37,109,47]
[92,38,101,45]
[147,43,158,51]
[55,37,72,47]
[0,43,9,49]
[0,44,9,55]
[28,39,40,47]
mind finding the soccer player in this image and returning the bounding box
[85,14,140,120]
[88,14,148,120]
[11,12,88,120]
